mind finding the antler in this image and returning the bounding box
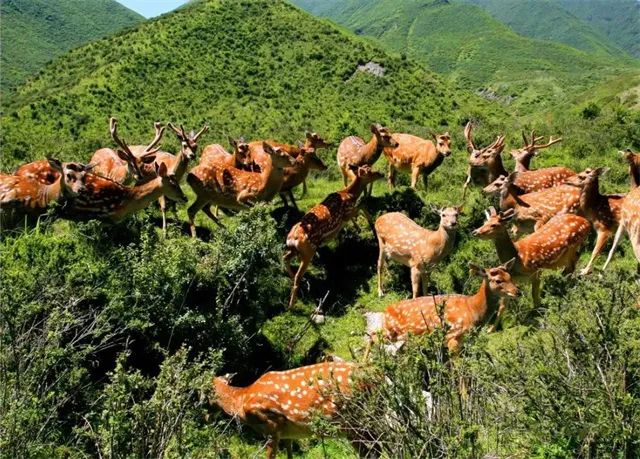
[520,129,562,152]
[109,117,135,159]
[168,123,188,140]
[143,122,166,154]
[464,121,476,152]
[191,124,209,142]
[532,135,562,150]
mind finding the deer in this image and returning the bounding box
[473,207,591,307]
[279,146,328,209]
[603,186,640,272]
[462,121,506,198]
[213,361,355,459]
[336,124,398,194]
[383,131,452,189]
[375,206,460,299]
[200,137,252,169]
[284,165,384,308]
[1,159,93,228]
[57,162,187,223]
[89,117,163,184]
[186,142,295,237]
[363,259,519,359]
[621,149,640,189]
[510,130,564,172]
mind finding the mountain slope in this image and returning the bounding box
[0,0,499,169]
[0,0,144,93]
[292,0,639,114]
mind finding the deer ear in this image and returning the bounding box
[370,124,379,133]
[596,167,610,176]
[262,142,274,154]
[348,164,359,172]
[501,257,516,272]
[47,157,63,172]
[228,137,237,148]
[155,162,168,177]
[141,154,157,164]
[116,149,131,162]
[499,208,515,221]
[429,203,441,215]
[305,131,313,140]
[469,263,486,278]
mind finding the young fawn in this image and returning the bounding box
[213,361,355,459]
[375,206,461,298]
[336,124,398,192]
[383,131,452,189]
[364,259,519,358]
[473,207,590,307]
[603,186,640,272]
[284,165,384,308]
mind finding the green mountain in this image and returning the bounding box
[291,0,640,114]
[0,0,499,169]
[0,0,144,94]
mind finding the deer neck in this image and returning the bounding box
[361,135,383,165]
[500,183,523,210]
[629,164,640,189]
[121,177,165,215]
[514,158,531,173]
[580,178,603,217]
[259,161,287,194]
[434,223,456,252]
[172,150,191,181]
[343,176,368,200]
[213,378,246,419]
[467,279,500,326]
[492,228,519,266]
[489,156,508,181]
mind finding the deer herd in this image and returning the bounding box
[2,117,639,458]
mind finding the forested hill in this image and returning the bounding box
[0,0,144,94]
[0,0,500,169]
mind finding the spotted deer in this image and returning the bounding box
[1,159,92,228]
[462,121,506,198]
[200,137,251,169]
[364,259,519,358]
[213,361,355,459]
[621,149,640,189]
[90,118,163,184]
[473,207,590,307]
[279,146,328,209]
[375,207,460,298]
[186,142,294,237]
[336,124,398,193]
[284,165,384,308]
[603,186,640,271]
[383,131,452,189]
[58,162,187,223]
[511,130,564,172]
[14,159,64,185]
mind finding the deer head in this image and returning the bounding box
[464,121,505,165]
[228,136,251,163]
[262,142,296,167]
[168,123,209,160]
[469,259,520,298]
[349,164,385,184]
[155,162,188,204]
[305,131,333,149]
[510,130,562,170]
[47,158,93,197]
[432,131,452,157]
[299,146,328,171]
[430,204,461,230]
[370,123,399,149]
[564,167,609,188]
[472,207,515,238]
[109,117,159,181]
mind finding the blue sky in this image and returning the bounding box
[116,0,188,18]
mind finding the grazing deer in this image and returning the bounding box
[462,121,506,197]
[603,186,640,271]
[1,159,92,227]
[280,146,328,208]
[336,124,398,193]
[364,259,519,358]
[90,118,162,184]
[473,207,590,306]
[284,165,384,308]
[58,163,187,223]
[621,149,640,189]
[213,361,354,459]
[186,143,294,237]
[383,131,452,189]
[375,207,460,298]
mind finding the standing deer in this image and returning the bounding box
[462,121,506,197]
[383,131,452,189]
[213,361,355,459]
[279,146,328,208]
[375,207,460,298]
[200,137,251,169]
[90,118,163,184]
[603,186,640,272]
[473,207,590,307]
[284,165,384,308]
[364,259,519,358]
[186,143,294,237]
[58,163,187,223]
[336,124,398,193]
[621,149,640,189]
[510,130,563,172]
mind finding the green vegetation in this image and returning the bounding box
[1,0,640,457]
[0,0,143,94]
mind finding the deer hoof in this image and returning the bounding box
[579,267,592,276]
[377,289,384,298]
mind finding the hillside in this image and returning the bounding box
[0,0,144,94]
[292,0,640,114]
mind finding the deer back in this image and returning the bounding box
[517,184,582,222]
[512,167,576,193]
[89,148,133,184]
[0,173,59,211]
[14,159,60,185]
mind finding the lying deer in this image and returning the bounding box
[186,142,294,236]
[279,146,328,208]
[58,162,187,223]
[90,118,163,184]
[284,165,384,308]
[621,149,640,189]
[383,131,452,189]
[336,124,398,192]
[1,159,92,228]
[364,259,519,358]
[462,121,506,197]
[603,186,640,272]
[473,207,590,307]
[375,206,460,298]
[213,361,355,459]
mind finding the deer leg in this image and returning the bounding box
[603,222,626,271]
[284,439,293,459]
[266,435,279,459]
[341,167,350,187]
[289,247,313,309]
[580,229,611,276]
[411,266,421,299]
[487,298,506,333]
[388,163,396,189]
[158,195,167,235]
[461,170,472,201]
[187,197,208,238]
[410,166,420,189]
[202,206,225,228]
[301,179,308,197]
[420,270,430,296]
[283,248,296,278]
[377,238,386,297]
[288,190,299,210]
[279,192,289,207]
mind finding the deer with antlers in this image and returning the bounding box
[462,121,506,197]
[57,162,186,223]
[383,131,452,189]
[603,186,640,272]
[284,165,384,308]
[1,159,93,228]
[621,149,640,189]
[473,207,590,307]
[336,124,398,194]
[90,118,164,184]
[213,361,355,459]
[364,259,519,358]
[186,142,295,236]
[375,207,460,298]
